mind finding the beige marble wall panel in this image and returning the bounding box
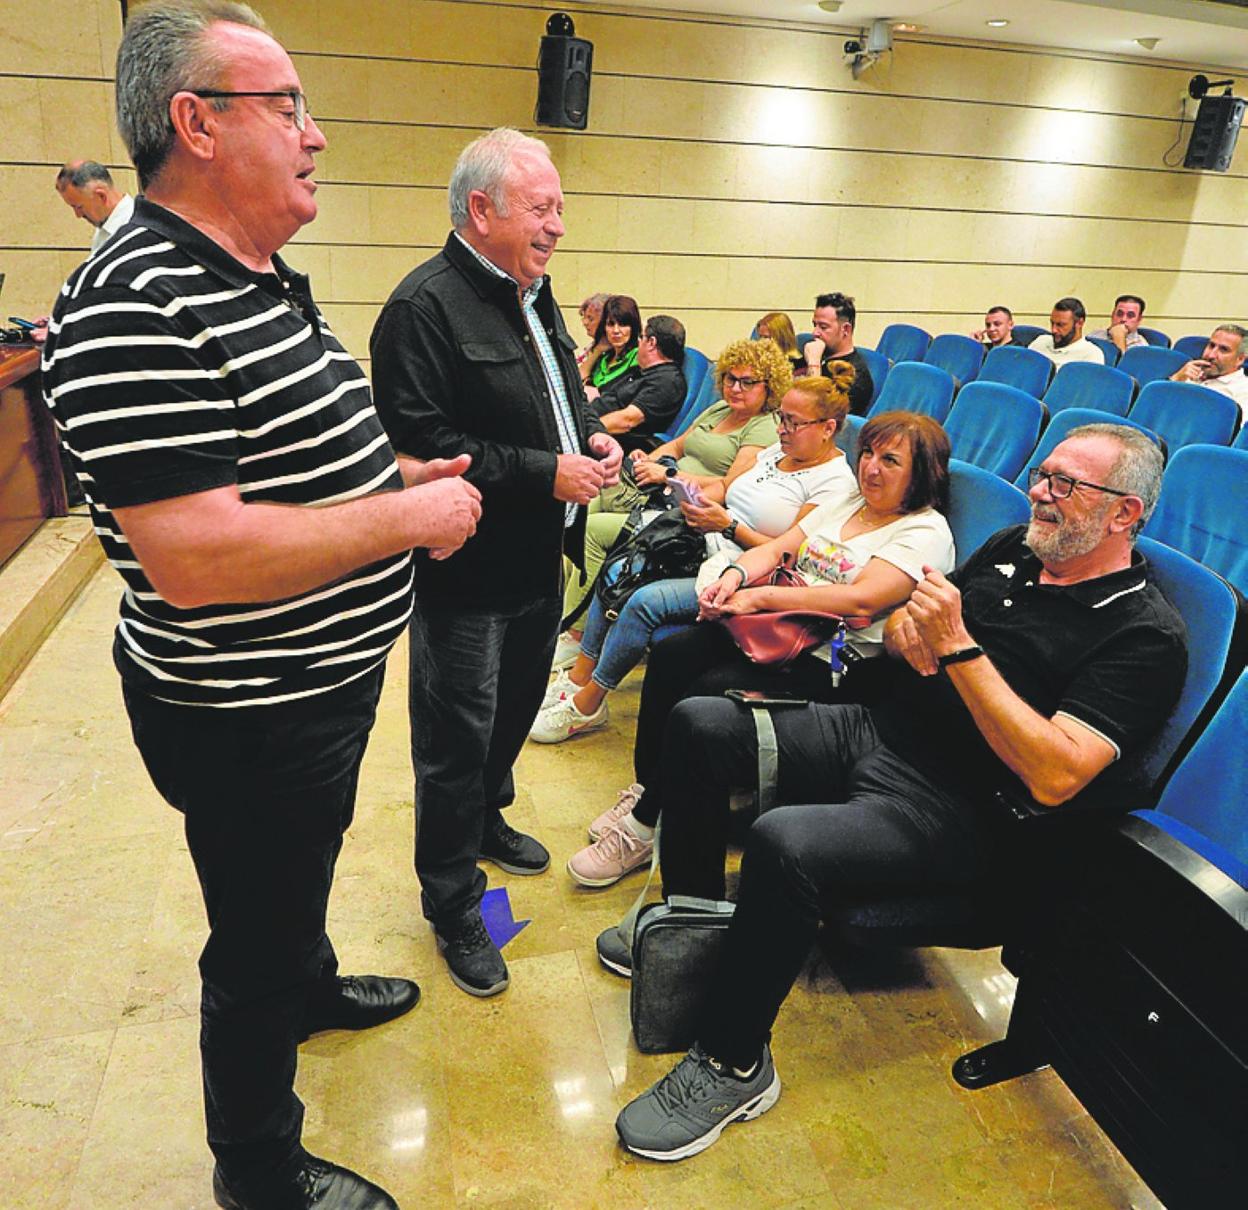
[0,0,109,76]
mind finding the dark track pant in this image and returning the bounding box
[124,666,384,1190]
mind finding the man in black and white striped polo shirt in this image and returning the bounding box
[371,129,623,1000]
[41,4,480,1208]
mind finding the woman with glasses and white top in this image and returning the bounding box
[536,369,858,745]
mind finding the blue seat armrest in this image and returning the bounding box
[1128,810,1248,895]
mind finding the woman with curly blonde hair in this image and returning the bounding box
[557,338,790,654]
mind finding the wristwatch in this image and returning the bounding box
[938,645,985,670]
[722,519,739,543]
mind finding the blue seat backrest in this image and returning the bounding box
[1143,445,1248,596]
[946,459,1031,562]
[1012,324,1047,347]
[1042,361,1136,418]
[867,361,956,423]
[1235,423,1248,452]
[944,383,1044,482]
[923,334,984,387]
[796,332,814,354]
[855,347,891,407]
[978,345,1053,399]
[1086,335,1120,365]
[1128,379,1238,453]
[657,347,714,442]
[1138,327,1171,348]
[835,413,865,468]
[1172,335,1208,361]
[1134,669,1248,888]
[1118,345,1188,387]
[875,323,931,366]
[1130,537,1238,793]
[1014,407,1165,491]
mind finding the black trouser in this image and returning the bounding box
[631,622,884,828]
[123,665,385,1191]
[407,591,561,928]
[644,696,1008,1070]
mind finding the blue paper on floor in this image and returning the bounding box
[481,886,530,949]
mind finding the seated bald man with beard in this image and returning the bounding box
[612,421,1187,1164]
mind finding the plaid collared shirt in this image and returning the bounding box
[455,234,579,525]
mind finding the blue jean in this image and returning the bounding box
[580,576,699,690]
[408,591,561,927]
[122,664,385,1192]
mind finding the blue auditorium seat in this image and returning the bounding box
[866,361,955,423]
[1235,422,1248,451]
[1015,406,1165,491]
[835,413,865,468]
[923,334,984,387]
[1138,327,1171,348]
[656,347,715,442]
[855,347,891,407]
[945,458,1031,560]
[1144,444,1248,596]
[978,345,1053,399]
[1041,361,1136,418]
[1011,324,1047,347]
[1128,379,1238,453]
[1117,345,1187,387]
[1172,335,1208,361]
[795,332,814,353]
[875,323,931,366]
[944,383,1044,482]
[1087,336,1119,365]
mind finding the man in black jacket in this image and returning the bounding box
[370,128,622,997]
[586,314,687,453]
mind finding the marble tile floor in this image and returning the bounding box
[1,565,1164,1209]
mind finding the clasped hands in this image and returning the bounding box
[554,433,623,504]
[890,565,976,676]
[697,574,768,620]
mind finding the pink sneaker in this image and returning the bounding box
[588,783,645,842]
[567,821,654,888]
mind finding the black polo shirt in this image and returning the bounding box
[592,359,687,453]
[820,347,874,416]
[872,526,1187,811]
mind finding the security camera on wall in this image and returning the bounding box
[846,18,893,79]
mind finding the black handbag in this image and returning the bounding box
[630,895,736,1054]
[595,506,706,621]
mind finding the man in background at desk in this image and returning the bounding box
[28,161,135,346]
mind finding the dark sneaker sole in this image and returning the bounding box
[445,966,510,997]
[618,1069,781,1161]
[595,946,632,979]
[478,853,551,876]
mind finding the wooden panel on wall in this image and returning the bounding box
[2,0,1244,362]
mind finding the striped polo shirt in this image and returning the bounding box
[41,198,413,709]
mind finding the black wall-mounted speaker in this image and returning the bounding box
[1184,93,1247,172]
[535,34,593,130]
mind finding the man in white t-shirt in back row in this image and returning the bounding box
[1028,297,1106,368]
[1170,323,1248,425]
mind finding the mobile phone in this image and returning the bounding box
[8,317,36,331]
[724,688,807,707]
[665,470,705,506]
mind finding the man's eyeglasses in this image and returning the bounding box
[777,412,824,432]
[1027,467,1131,500]
[723,372,763,391]
[191,89,310,132]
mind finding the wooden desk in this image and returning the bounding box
[0,345,67,568]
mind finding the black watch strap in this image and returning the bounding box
[938,645,985,670]
[723,519,739,542]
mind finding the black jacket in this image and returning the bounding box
[370,235,606,601]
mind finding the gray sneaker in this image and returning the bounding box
[595,922,632,977]
[615,1044,780,1161]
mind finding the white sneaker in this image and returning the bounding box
[529,695,609,744]
[551,632,582,671]
[588,783,645,842]
[543,668,577,708]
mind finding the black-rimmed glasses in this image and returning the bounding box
[724,372,764,391]
[777,412,824,432]
[1027,467,1131,499]
[190,89,310,131]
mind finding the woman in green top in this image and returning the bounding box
[582,295,642,390]
[559,337,790,646]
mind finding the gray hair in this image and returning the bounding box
[115,0,269,189]
[579,292,610,316]
[447,127,552,229]
[1212,323,1248,344]
[1065,422,1164,539]
[56,161,114,190]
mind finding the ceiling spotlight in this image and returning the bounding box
[1135,37,1160,51]
[892,22,924,33]
[986,19,1010,28]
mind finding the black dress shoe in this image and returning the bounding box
[213,1156,398,1209]
[301,975,420,1041]
[478,813,550,875]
